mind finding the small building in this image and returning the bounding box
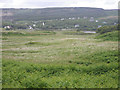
[42,22,45,26]
[75,24,79,28]
[78,17,80,19]
[83,16,87,19]
[4,26,11,29]
[72,17,75,20]
[33,21,37,23]
[95,20,98,22]
[114,23,117,25]
[29,26,33,29]
[33,24,36,27]
[60,18,65,21]
[102,22,107,24]
[89,17,94,22]
[98,25,102,28]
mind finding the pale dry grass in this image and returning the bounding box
[2,31,118,63]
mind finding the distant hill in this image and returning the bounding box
[2,7,118,21]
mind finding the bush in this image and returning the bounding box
[96,25,118,34]
[95,31,118,41]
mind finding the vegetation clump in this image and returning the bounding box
[96,25,119,41]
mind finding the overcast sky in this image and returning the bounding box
[0,0,119,9]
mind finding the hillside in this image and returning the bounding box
[2,7,118,21]
[96,31,118,41]
[2,7,118,30]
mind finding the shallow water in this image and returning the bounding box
[83,31,96,33]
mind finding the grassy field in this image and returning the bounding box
[2,30,118,88]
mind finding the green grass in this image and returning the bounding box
[95,31,119,41]
[2,30,56,36]
[2,30,118,88]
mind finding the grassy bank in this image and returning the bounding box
[95,31,118,41]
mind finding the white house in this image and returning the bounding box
[42,22,45,26]
[60,18,65,21]
[98,25,102,28]
[78,17,80,19]
[29,26,33,29]
[96,20,98,22]
[114,23,117,25]
[33,24,36,27]
[72,17,75,20]
[83,16,87,19]
[89,17,94,22]
[102,22,107,24]
[4,26,11,29]
[75,24,79,28]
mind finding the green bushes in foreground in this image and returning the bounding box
[2,61,118,88]
[2,50,118,88]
